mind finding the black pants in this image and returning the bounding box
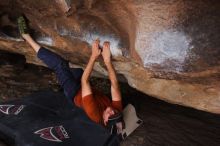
[37,47,83,102]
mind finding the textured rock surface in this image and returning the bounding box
[0,0,220,113]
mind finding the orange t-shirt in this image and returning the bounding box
[74,88,122,124]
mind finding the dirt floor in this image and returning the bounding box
[0,54,220,146]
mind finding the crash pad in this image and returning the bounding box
[121,104,143,139]
[0,90,119,146]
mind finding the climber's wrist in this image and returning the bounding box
[90,55,97,62]
[104,58,111,64]
[104,60,112,67]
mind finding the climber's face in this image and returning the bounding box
[103,106,118,125]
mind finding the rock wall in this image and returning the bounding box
[0,0,220,113]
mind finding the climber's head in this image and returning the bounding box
[103,106,124,135]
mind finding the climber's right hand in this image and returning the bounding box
[91,39,101,60]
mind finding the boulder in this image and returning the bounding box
[0,0,219,113]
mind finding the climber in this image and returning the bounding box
[17,16,123,135]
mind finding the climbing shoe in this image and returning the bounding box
[17,16,29,35]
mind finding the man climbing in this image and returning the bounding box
[17,16,123,134]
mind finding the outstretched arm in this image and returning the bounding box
[81,40,101,97]
[102,42,122,101]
